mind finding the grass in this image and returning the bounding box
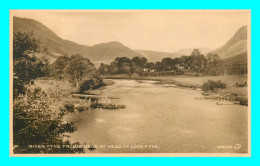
[163,75,248,101]
[32,78,117,114]
[33,78,82,114]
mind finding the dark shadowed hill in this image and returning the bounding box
[13,16,142,62]
[223,52,248,74]
[211,26,247,59]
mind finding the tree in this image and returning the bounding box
[155,62,162,71]
[115,57,131,64]
[50,55,70,79]
[13,32,84,153]
[114,57,131,74]
[161,58,173,71]
[191,54,206,73]
[99,63,110,75]
[180,56,193,69]
[13,87,80,153]
[144,62,155,69]
[79,75,104,93]
[109,62,119,74]
[13,31,50,98]
[130,57,148,73]
[67,54,87,84]
[131,57,147,67]
[206,53,222,67]
[13,31,40,60]
[14,56,47,83]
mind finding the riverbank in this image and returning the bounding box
[32,78,116,114]
[103,74,248,106]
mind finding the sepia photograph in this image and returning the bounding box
[10,10,251,156]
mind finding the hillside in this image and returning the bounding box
[135,50,181,62]
[223,52,248,74]
[136,47,212,62]
[211,26,247,59]
[13,17,248,66]
[177,48,212,56]
[13,17,142,63]
[87,41,142,62]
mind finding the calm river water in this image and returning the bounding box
[65,79,248,153]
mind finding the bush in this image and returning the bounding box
[201,80,226,92]
[13,31,50,99]
[236,97,248,106]
[13,87,81,153]
[79,77,104,93]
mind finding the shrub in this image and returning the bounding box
[201,80,226,92]
[79,77,105,93]
[236,97,248,106]
[13,87,81,153]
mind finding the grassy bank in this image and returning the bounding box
[32,78,116,114]
[33,78,76,114]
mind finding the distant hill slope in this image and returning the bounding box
[222,52,248,74]
[13,17,141,62]
[177,48,212,56]
[211,26,247,59]
[88,41,142,62]
[135,50,181,62]
[136,48,212,62]
[223,52,247,67]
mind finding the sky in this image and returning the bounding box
[12,10,250,52]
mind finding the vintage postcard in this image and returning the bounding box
[10,10,251,157]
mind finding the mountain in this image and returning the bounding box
[13,17,142,63]
[87,41,142,62]
[135,50,181,62]
[177,48,212,56]
[223,52,247,73]
[224,52,247,66]
[135,26,247,63]
[211,26,247,59]
[136,48,212,62]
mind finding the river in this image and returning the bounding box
[64,79,248,153]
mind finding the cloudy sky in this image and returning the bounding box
[12,10,250,52]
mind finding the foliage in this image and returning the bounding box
[99,56,148,75]
[190,54,206,72]
[51,54,103,92]
[13,31,82,153]
[67,54,87,82]
[13,31,40,59]
[79,75,104,93]
[50,55,70,79]
[98,50,210,75]
[13,77,26,99]
[201,80,226,92]
[235,97,248,106]
[51,55,97,81]
[13,87,81,153]
[13,31,50,98]
[14,56,48,83]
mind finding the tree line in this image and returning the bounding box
[99,49,223,76]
